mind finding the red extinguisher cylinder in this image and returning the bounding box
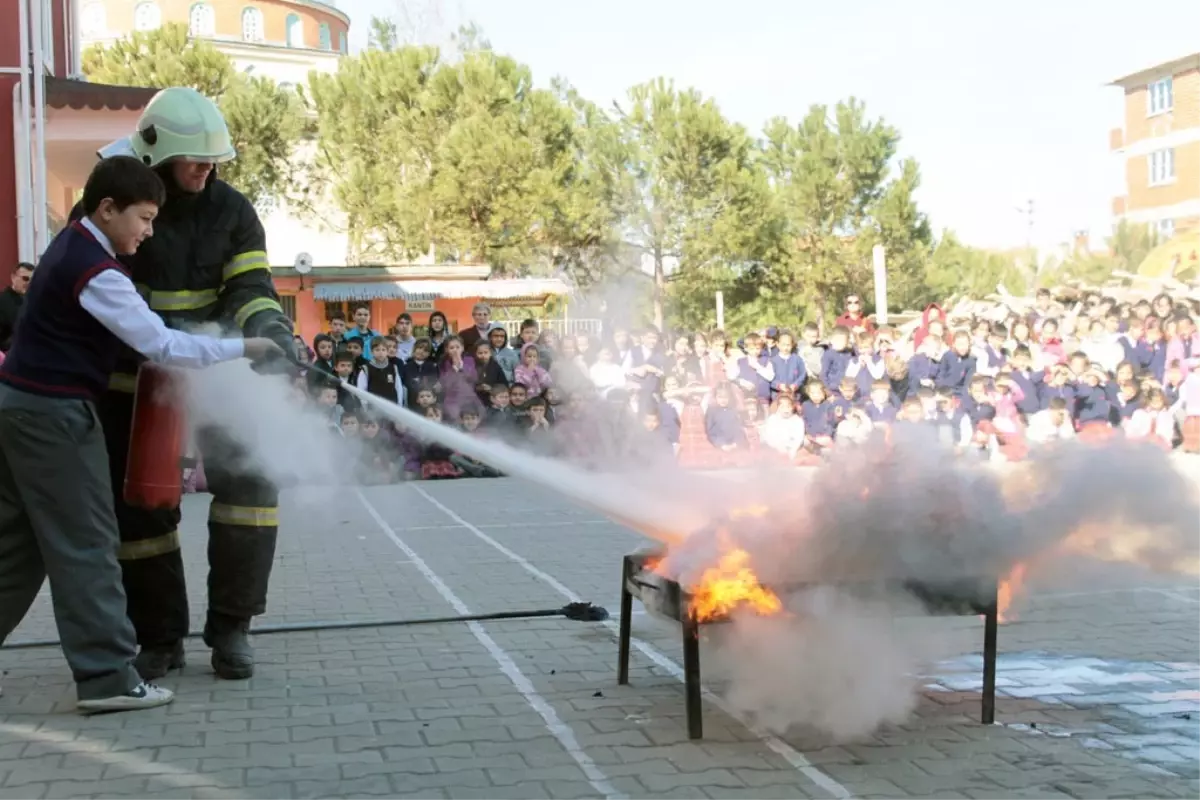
[123,362,188,510]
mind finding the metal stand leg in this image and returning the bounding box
[682,612,703,739]
[617,558,633,686]
[981,594,998,725]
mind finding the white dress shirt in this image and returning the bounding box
[77,217,244,368]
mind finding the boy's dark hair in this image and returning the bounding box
[382,334,397,344]
[510,382,529,393]
[744,332,762,346]
[1013,344,1031,359]
[1068,350,1089,363]
[412,336,433,354]
[313,332,333,349]
[82,155,166,215]
[346,338,363,348]
[870,379,889,392]
[969,375,990,391]
[460,402,483,418]
[916,387,935,400]
[396,312,412,323]
[353,303,370,314]
[490,384,509,397]
[830,325,850,339]
[901,397,922,412]
[341,409,360,423]
[1047,397,1068,412]
[526,396,548,409]
[329,310,346,322]
[370,338,387,351]
[990,323,1008,337]
[334,349,354,364]
[802,321,819,333]
[520,319,538,332]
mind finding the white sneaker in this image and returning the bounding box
[77,682,174,714]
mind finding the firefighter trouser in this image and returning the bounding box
[99,377,279,649]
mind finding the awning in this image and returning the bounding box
[46,77,158,111]
[313,278,571,303]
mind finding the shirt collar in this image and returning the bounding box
[80,217,116,258]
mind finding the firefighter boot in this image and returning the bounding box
[133,641,186,681]
[202,612,255,680]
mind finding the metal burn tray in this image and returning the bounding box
[617,551,999,739]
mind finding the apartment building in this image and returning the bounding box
[1110,52,1200,240]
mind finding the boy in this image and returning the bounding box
[355,337,405,406]
[770,331,806,400]
[314,380,343,431]
[327,310,347,347]
[510,383,531,426]
[392,313,416,361]
[797,322,824,381]
[344,304,380,352]
[1008,345,1043,418]
[0,156,282,713]
[819,325,854,391]
[865,379,897,424]
[486,384,515,431]
[333,349,360,412]
[451,405,503,477]
[933,330,975,398]
[345,337,366,368]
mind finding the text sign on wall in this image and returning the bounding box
[405,299,435,312]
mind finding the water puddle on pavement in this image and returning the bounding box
[926,652,1199,777]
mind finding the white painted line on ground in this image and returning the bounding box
[1138,587,1200,605]
[411,484,853,800]
[0,721,210,791]
[401,520,612,532]
[355,490,624,800]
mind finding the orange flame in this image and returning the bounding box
[997,562,1028,623]
[689,547,783,622]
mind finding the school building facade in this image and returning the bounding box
[1110,52,1200,241]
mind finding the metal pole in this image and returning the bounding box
[15,0,34,262]
[872,244,888,326]
[30,0,48,256]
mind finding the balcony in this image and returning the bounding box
[1110,127,1125,151]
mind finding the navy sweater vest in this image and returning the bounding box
[0,223,127,400]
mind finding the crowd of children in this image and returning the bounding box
[286,290,1200,480]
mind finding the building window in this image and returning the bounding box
[1147,77,1173,116]
[1158,219,1175,240]
[319,23,332,50]
[81,2,106,37]
[189,3,215,37]
[133,2,160,31]
[286,14,303,47]
[241,7,264,42]
[339,31,347,53]
[1148,148,1175,186]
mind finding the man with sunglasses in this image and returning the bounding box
[0,262,34,353]
[835,293,876,335]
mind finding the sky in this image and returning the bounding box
[341,0,1200,253]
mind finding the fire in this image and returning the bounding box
[996,562,1028,623]
[688,547,783,621]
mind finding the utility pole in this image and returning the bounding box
[1016,198,1036,281]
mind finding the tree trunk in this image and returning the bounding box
[813,287,827,337]
[652,250,666,332]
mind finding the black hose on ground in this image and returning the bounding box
[3,602,610,651]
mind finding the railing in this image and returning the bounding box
[498,318,603,338]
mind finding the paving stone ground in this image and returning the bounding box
[1,478,1197,799]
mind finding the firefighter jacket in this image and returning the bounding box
[72,177,293,386]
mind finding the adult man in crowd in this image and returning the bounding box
[0,262,33,352]
[84,87,294,681]
[459,302,497,354]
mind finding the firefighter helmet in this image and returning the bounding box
[129,87,236,167]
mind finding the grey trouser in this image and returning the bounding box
[0,382,141,700]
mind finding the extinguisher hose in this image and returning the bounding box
[2,602,610,651]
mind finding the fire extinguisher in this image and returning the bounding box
[124,362,188,509]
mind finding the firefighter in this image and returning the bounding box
[83,87,295,680]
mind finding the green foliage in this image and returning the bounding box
[614,79,771,330]
[367,16,399,52]
[1040,220,1160,287]
[925,232,1027,300]
[306,42,620,277]
[755,99,933,328]
[81,23,301,205]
